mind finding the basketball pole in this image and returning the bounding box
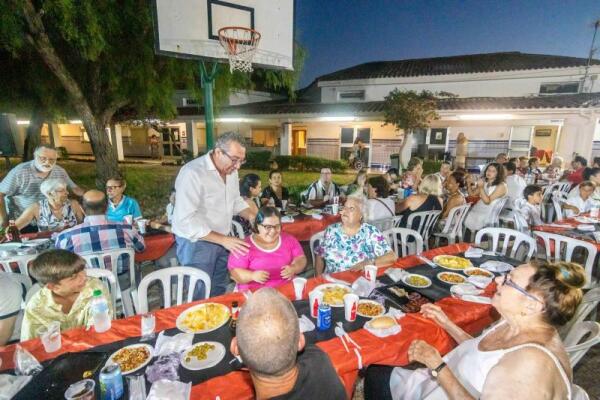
[200,62,219,150]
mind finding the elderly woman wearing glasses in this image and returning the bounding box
[315,195,396,274]
[227,206,307,291]
[364,260,586,400]
[15,178,84,232]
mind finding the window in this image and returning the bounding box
[339,127,371,163]
[338,90,365,101]
[182,98,199,106]
[251,128,278,147]
[341,127,355,144]
[539,82,580,95]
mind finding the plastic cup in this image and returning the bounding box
[136,219,148,234]
[308,290,323,318]
[141,313,155,339]
[364,264,378,283]
[37,321,61,353]
[123,215,133,225]
[331,203,339,215]
[64,379,95,400]
[343,293,359,322]
[292,277,307,300]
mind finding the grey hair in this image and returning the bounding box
[40,178,67,197]
[215,131,246,151]
[34,144,57,156]
[346,194,369,221]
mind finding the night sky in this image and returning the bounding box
[295,0,600,87]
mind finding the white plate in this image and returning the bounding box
[577,224,596,232]
[432,255,473,270]
[401,273,432,288]
[464,267,494,279]
[313,283,352,307]
[106,343,154,375]
[284,211,299,217]
[479,260,514,273]
[303,209,322,215]
[436,271,467,285]
[180,341,226,371]
[176,303,231,334]
[357,299,385,318]
[574,216,600,224]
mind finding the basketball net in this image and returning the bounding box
[218,26,261,73]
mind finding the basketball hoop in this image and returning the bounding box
[218,26,261,73]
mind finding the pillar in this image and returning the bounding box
[110,124,125,161]
[281,122,292,156]
[185,120,199,156]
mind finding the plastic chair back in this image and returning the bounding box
[560,287,600,339]
[309,230,325,270]
[563,321,600,367]
[84,268,118,320]
[383,228,423,257]
[406,210,441,249]
[475,227,536,261]
[0,254,37,275]
[230,220,245,239]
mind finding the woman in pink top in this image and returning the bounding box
[228,206,307,291]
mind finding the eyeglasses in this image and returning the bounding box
[259,223,281,232]
[501,274,544,307]
[37,155,57,163]
[220,148,246,166]
[106,185,123,190]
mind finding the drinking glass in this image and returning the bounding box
[37,321,61,353]
[141,313,155,340]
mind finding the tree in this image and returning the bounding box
[381,89,456,166]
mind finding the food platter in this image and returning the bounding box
[432,255,473,270]
[401,274,432,288]
[464,267,494,278]
[356,299,385,318]
[106,344,153,374]
[180,341,226,371]
[313,283,352,307]
[176,303,230,334]
[436,271,466,285]
[302,209,322,216]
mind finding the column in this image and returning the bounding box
[48,123,62,147]
[280,122,292,156]
[185,120,199,156]
[110,124,125,161]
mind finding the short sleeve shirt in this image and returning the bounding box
[0,161,77,219]
[227,232,304,291]
[106,195,142,222]
[316,222,392,273]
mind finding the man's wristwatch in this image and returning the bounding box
[430,361,447,378]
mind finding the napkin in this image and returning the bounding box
[0,375,32,400]
[154,331,194,357]
[147,379,191,400]
[450,283,483,296]
[464,247,484,258]
[281,216,294,223]
[298,315,315,333]
[467,275,493,289]
[577,224,596,232]
[364,312,402,338]
[460,295,492,304]
[383,268,410,283]
[311,214,323,220]
[480,260,513,273]
[351,276,376,297]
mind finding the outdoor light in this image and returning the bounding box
[216,117,247,123]
[457,114,515,120]
[69,119,83,124]
[318,116,358,122]
[16,120,30,125]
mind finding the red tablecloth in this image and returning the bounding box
[533,215,600,251]
[282,213,341,241]
[0,243,496,399]
[136,233,175,262]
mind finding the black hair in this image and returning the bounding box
[504,161,517,174]
[269,170,282,179]
[574,155,588,167]
[448,171,466,188]
[240,173,261,198]
[523,184,542,200]
[253,206,282,233]
[528,157,539,167]
[593,157,600,167]
[483,162,506,186]
[583,167,600,181]
[367,176,389,198]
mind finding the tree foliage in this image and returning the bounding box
[382,89,456,133]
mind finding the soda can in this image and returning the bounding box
[99,364,124,400]
[317,303,332,331]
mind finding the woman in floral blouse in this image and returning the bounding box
[315,195,396,274]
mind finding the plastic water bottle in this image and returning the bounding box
[91,289,111,333]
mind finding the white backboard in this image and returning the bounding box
[153,0,295,70]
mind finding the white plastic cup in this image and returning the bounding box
[123,215,133,225]
[37,321,62,353]
[343,293,359,322]
[136,218,148,234]
[282,200,288,211]
[364,264,378,283]
[331,203,339,215]
[292,277,307,300]
[308,290,323,318]
[141,313,155,338]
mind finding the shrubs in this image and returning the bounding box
[244,151,273,170]
[274,155,347,173]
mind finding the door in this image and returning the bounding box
[339,127,371,166]
[291,129,306,156]
[531,125,559,164]
[161,127,182,156]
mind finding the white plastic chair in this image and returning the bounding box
[136,266,212,314]
[309,230,325,270]
[230,220,246,239]
[475,227,536,262]
[498,206,515,227]
[80,248,136,316]
[560,287,600,339]
[541,183,562,222]
[405,210,441,250]
[383,228,423,257]
[84,268,118,320]
[563,321,600,367]
[512,210,529,233]
[6,272,32,296]
[551,191,568,221]
[533,232,599,289]
[369,217,395,233]
[433,204,471,246]
[572,384,590,400]
[487,197,509,228]
[0,254,37,275]
[557,182,573,194]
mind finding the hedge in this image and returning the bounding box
[274,155,347,173]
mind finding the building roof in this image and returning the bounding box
[315,52,600,82]
[177,93,600,117]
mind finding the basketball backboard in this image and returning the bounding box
[152,0,295,71]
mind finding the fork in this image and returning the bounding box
[336,322,361,350]
[418,256,437,269]
[334,326,350,352]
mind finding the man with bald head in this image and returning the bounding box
[231,288,345,400]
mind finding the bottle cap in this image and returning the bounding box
[93,289,102,297]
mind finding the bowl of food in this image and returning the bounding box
[464,267,494,278]
[313,283,352,307]
[176,302,231,334]
[401,274,432,288]
[432,255,473,270]
[356,300,385,318]
[106,344,153,374]
[437,271,466,285]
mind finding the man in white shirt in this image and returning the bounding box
[305,168,341,208]
[503,161,526,209]
[172,132,257,298]
[564,181,597,218]
[567,167,600,200]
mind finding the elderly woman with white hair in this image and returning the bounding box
[315,195,396,274]
[15,178,83,232]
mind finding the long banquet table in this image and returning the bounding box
[533,214,600,252]
[0,243,498,399]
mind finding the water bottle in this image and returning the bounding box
[91,289,111,333]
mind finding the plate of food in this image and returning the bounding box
[106,344,153,374]
[575,216,600,224]
[464,267,494,278]
[313,283,352,307]
[284,211,299,217]
[303,209,322,216]
[180,341,226,371]
[437,271,467,285]
[176,302,231,334]
[432,255,473,270]
[401,274,432,288]
[357,300,385,318]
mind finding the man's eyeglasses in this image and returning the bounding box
[259,223,281,232]
[106,185,122,190]
[37,156,57,163]
[220,148,246,166]
[501,274,545,307]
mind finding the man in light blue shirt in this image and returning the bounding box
[105,176,142,222]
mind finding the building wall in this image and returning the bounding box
[55,123,92,155]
